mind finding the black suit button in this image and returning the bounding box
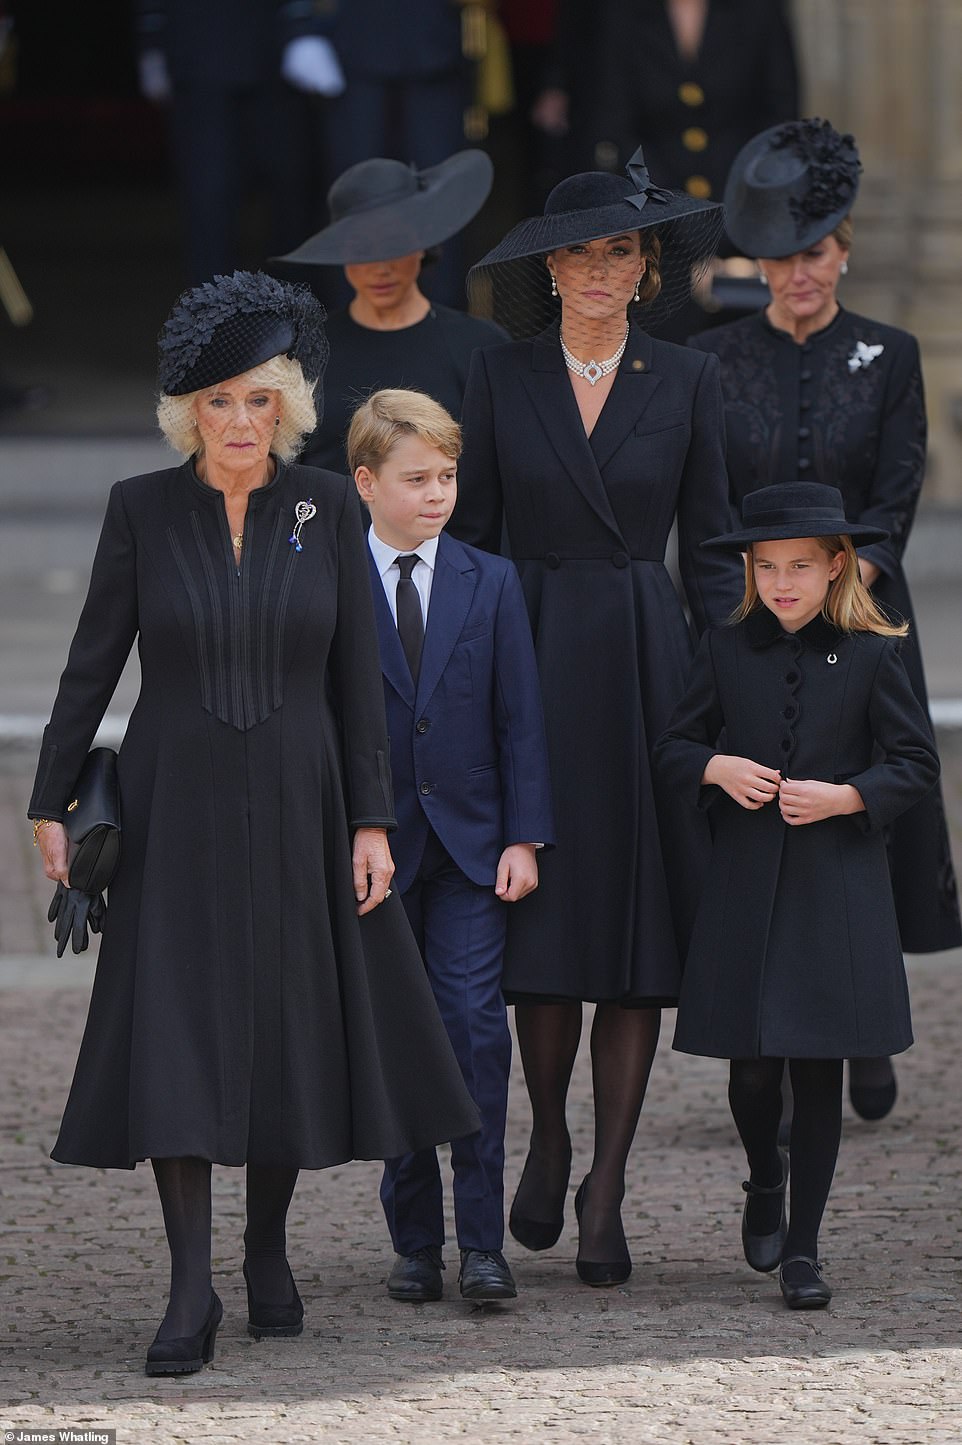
[798,458,811,471]
[611,550,629,568]
[545,552,561,569]
[800,369,813,381]
[785,670,799,684]
[798,426,811,440]
[800,398,812,411]
[783,705,797,719]
[801,342,813,354]
[419,781,434,796]
[781,738,792,752]
[416,719,430,734]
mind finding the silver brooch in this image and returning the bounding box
[827,652,838,665]
[848,341,884,374]
[289,499,316,551]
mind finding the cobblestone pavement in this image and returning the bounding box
[2,739,962,1444]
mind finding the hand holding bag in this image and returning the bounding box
[46,747,121,955]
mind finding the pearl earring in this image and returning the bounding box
[633,280,641,303]
[840,261,849,275]
[550,274,558,297]
[758,270,769,286]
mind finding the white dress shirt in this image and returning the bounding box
[367,527,438,626]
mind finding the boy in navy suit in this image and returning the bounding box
[349,388,554,1304]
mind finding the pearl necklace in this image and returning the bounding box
[559,325,629,386]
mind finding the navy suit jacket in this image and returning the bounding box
[368,531,555,894]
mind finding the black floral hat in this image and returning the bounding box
[702,483,887,551]
[158,271,329,396]
[723,119,862,258]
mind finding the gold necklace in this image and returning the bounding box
[232,532,243,550]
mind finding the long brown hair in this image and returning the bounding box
[733,535,908,637]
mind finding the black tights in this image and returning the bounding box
[728,1057,843,1261]
[513,1002,661,1259]
[151,1157,299,1337]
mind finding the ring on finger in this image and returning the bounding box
[384,889,392,899]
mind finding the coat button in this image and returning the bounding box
[800,369,813,381]
[416,718,430,734]
[785,670,799,684]
[780,739,792,752]
[419,781,434,795]
[800,398,812,411]
[545,552,561,569]
[611,550,629,568]
[798,426,811,439]
[798,458,811,470]
[783,704,797,719]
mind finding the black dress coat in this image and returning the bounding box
[450,323,743,1001]
[689,308,962,952]
[300,305,508,475]
[28,460,480,1170]
[654,609,941,1060]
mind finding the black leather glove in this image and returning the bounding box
[47,883,106,957]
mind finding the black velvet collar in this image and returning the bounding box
[743,606,844,651]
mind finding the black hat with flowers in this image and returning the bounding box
[158,271,328,396]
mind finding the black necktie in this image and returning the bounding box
[395,554,424,683]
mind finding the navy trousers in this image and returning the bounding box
[380,830,510,1253]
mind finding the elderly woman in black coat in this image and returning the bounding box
[689,120,962,1119]
[29,272,477,1374]
[451,150,742,1286]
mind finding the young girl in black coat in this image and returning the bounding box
[654,482,941,1309]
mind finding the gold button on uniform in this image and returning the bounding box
[682,126,709,152]
[685,175,712,199]
[679,81,704,107]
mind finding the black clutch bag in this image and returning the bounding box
[64,746,122,893]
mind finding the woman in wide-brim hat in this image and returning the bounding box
[689,118,962,1118]
[274,149,506,475]
[449,147,743,1286]
[28,270,478,1374]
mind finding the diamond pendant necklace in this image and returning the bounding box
[560,324,629,386]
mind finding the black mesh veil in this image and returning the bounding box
[466,151,725,342]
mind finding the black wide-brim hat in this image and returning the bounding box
[275,149,493,267]
[158,271,328,397]
[723,118,861,258]
[702,483,888,551]
[467,146,724,337]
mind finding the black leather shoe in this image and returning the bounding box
[386,1246,444,1302]
[779,1255,832,1309]
[458,1249,517,1301]
[145,1291,223,1376]
[243,1258,304,1339]
[741,1148,789,1273]
[849,1057,897,1120]
[574,1176,631,1287]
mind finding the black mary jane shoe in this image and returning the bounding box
[574,1176,631,1288]
[741,1149,789,1273]
[778,1255,832,1310]
[145,1290,223,1376]
[243,1259,304,1339]
[458,1248,517,1302]
[508,1148,570,1252]
[386,1246,444,1303]
[849,1058,898,1121]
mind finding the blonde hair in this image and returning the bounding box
[347,388,462,474]
[734,535,908,637]
[156,353,318,461]
[833,214,854,251]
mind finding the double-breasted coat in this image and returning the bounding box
[689,308,962,952]
[450,323,743,1001]
[28,460,479,1170]
[654,608,941,1060]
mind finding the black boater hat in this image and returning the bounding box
[158,271,329,396]
[723,118,861,259]
[467,146,724,337]
[702,483,888,552]
[275,149,494,267]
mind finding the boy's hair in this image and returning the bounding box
[347,388,462,474]
[734,535,909,638]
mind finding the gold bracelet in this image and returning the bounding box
[32,819,55,846]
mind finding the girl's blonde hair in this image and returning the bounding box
[734,535,908,637]
[347,388,462,474]
[156,353,318,461]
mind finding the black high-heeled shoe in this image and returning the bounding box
[243,1258,304,1339]
[509,1147,571,1252]
[574,1176,631,1287]
[145,1290,223,1376]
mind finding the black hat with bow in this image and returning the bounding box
[723,119,862,259]
[466,146,724,337]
